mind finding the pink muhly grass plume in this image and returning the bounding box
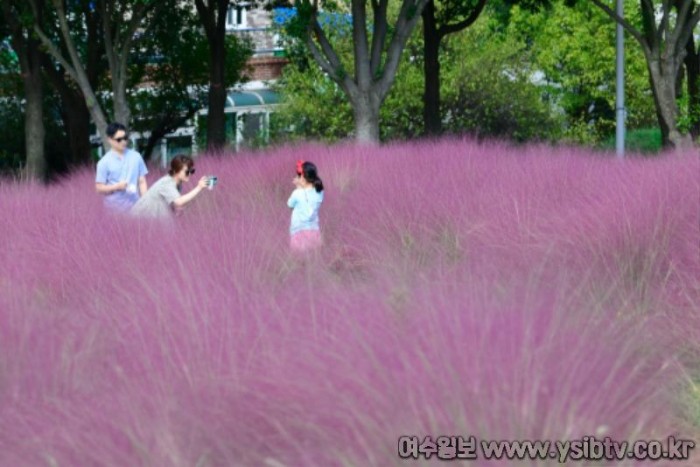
[0,139,698,466]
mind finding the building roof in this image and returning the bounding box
[226,89,280,107]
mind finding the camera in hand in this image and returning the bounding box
[207,176,218,190]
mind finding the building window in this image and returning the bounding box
[226,5,247,29]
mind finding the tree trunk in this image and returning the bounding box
[42,56,93,167]
[113,78,131,128]
[63,73,109,150]
[648,58,693,148]
[23,48,46,180]
[686,37,699,141]
[352,94,381,143]
[4,0,46,179]
[422,0,442,136]
[61,96,93,166]
[207,34,227,151]
[88,95,110,150]
[304,0,431,147]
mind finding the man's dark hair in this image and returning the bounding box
[106,122,127,138]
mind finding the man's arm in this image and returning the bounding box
[138,176,148,196]
[96,182,127,194]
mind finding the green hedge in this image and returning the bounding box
[601,128,662,154]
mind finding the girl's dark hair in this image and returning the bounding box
[301,161,323,193]
[169,155,194,176]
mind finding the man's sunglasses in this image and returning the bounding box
[186,168,196,176]
[113,136,129,143]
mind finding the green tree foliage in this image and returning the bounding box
[506,0,656,145]
[586,0,699,148]
[271,12,559,143]
[439,17,561,141]
[271,65,353,143]
[129,5,253,159]
[31,0,168,145]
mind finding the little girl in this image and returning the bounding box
[287,160,324,251]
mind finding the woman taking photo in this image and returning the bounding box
[131,155,210,219]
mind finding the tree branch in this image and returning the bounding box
[305,34,335,75]
[195,0,216,41]
[378,0,430,96]
[306,20,355,94]
[588,0,647,49]
[311,18,348,78]
[86,10,102,86]
[121,2,151,52]
[98,0,117,81]
[33,0,108,142]
[676,3,700,59]
[119,1,165,84]
[29,0,79,83]
[668,0,697,54]
[639,0,658,48]
[370,0,389,78]
[352,0,371,88]
[40,51,68,92]
[656,0,672,45]
[437,0,487,39]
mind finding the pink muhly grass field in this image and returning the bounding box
[0,139,698,466]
